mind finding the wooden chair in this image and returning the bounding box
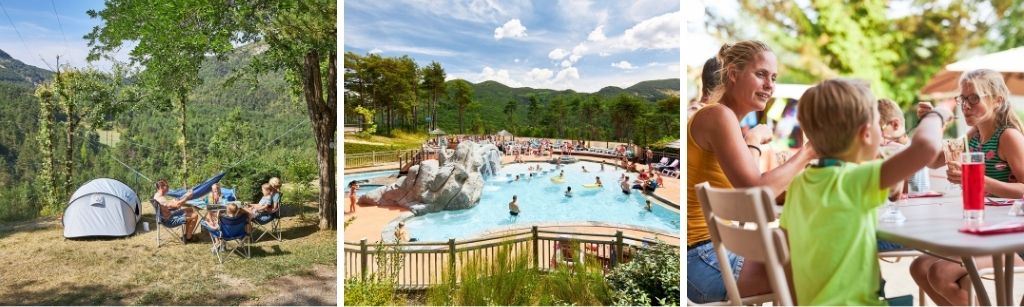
[695,182,793,306]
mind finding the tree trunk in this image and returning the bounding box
[177,90,189,184]
[63,106,76,200]
[302,50,337,231]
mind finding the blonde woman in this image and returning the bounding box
[911,69,1024,305]
[686,40,817,303]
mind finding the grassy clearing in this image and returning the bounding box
[344,131,428,154]
[96,129,122,147]
[0,200,335,305]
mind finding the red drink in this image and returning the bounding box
[962,162,985,211]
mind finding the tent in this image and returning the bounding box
[63,178,141,238]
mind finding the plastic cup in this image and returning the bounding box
[961,152,985,226]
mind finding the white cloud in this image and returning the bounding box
[514,58,520,63]
[368,48,383,54]
[599,52,611,56]
[494,19,527,40]
[480,66,520,86]
[611,61,636,70]
[548,48,568,60]
[376,45,460,57]
[553,66,580,84]
[526,68,553,81]
[406,0,533,24]
[588,25,606,41]
[620,11,680,50]
[560,60,572,68]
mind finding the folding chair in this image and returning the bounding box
[203,213,251,263]
[150,199,184,248]
[695,182,794,306]
[252,196,283,242]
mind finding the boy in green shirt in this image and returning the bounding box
[780,79,951,305]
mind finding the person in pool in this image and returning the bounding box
[646,200,653,212]
[565,186,572,197]
[601,163,605,172]
[620,176,631,194]
[582,165,589,173]
[395,222,418,243]
[559,170,565,178]
[509,195,520,219]
[595,176,603,187]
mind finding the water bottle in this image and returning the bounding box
[908,167,930,193]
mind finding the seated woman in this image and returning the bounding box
[911,69,1024,305]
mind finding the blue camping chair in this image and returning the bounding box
[252,193,283,242]
[202,212,250,263]
[150,199,184,248]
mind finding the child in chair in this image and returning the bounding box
[780,79,950,305]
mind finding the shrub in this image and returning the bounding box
[605,242,680,306]
[344,241,406,306]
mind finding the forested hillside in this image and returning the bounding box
[0,48,316,222]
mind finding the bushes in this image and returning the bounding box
[344,241,406,306]
[225,160,280,202]
[426,242,612,306]
[605,242,680,306]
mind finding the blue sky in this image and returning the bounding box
[0,0,129,71]
[344,0,681,93]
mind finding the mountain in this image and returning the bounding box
[0,49,52,85]
[595,78,680,101]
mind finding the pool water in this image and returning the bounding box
[398,161,680,242]
[343,170,398,196]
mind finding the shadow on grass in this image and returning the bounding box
[279,220,320,241]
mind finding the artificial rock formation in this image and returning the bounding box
[358,141,502,215]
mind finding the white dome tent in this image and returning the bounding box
[63,178,141,239]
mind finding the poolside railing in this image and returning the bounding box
[343,226,669,290]
[345,149,420,168]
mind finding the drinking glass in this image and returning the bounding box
[961,152,985,226]
[880,180,908,223]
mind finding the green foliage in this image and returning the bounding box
[344,241,406,306]
[605,243,680,306]
[353,106,376,137]
[713,0,1024,107]
[427,243,611,306]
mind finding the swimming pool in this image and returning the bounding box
[343,170,397,196]
[400,161,680,242]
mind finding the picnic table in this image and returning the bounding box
[877,170,1024,306]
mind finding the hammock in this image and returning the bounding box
[166,172,226,201]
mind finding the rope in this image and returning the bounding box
[89,138,154,183]
[224,118,310,169]
[50,0,68,52]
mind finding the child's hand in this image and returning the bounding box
[946,161,963,184]
[745,124,773,146]
[916,102,934,118]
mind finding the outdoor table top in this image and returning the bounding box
[876,187,1024,257]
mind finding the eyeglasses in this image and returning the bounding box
[956,94,986,109]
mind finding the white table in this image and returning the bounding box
[877,176,1024,306]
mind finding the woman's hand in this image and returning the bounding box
[946,161,963,184]
[745,124,773,146]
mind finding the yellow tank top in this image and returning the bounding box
[687,106,734,245]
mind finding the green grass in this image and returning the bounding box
[0,192,335,305]
[344,131,429,154]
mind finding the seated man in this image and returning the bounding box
[154,179,198,241]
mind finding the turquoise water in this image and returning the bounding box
[343,170,398,196]
[394,161,680,242]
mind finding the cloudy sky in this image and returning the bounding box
[0,0,129,71]
[344,0,681,93]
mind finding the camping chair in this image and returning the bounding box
[695,182,793,306]
[252,195,283,242]
[203,213,251,263]
[150,199,184,248]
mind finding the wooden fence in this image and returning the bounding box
[343,226,669,290]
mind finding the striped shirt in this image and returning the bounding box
[968,126,1017,183]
